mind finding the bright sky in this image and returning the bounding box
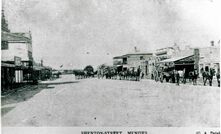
[3,0,221,69]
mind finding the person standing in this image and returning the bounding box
[216,69,220,87]
[182,68,187,84]
[192,69,198,85]
[141,72,144,79]
[137,66,141,81]
[171,70,176,83]
[200,67,205,82]
[178,70,183,82]
[175,70,180,85]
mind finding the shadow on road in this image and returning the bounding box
[1,106,15,116]
[39,81,79,86]
[1,81,79,116]
[1,84,50,106]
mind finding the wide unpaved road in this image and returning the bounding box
[2,74,220,127]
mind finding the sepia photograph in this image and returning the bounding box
[1,0,220,133]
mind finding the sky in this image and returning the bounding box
[2,0,221,69]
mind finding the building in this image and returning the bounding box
[1,9,34,92]
[2,31,33,82]
[172,41,220,76]
[155,44,180,61]
[2,32,33,63]
[1,9,16,91]
[157,41,220,78]
[198,41,220,76]
[142,55,159,79]
[113,52,153,73]
[33,59,52,80]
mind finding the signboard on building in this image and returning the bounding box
[14,56,22,66]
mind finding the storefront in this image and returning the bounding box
[33,66,52,81]
[159,55,195,76]
[14,56,23,83]
[1,62,15,92]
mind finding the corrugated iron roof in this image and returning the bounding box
[113,52,152,59]
[125,52,152,56]
[159,55,193,63]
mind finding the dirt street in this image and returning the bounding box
[1,74,220,127]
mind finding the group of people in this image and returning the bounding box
[152,68,199,86]
[97,66,141,81]
[201,67,220,87]
[96,65,220,87]
[152,67,220,87]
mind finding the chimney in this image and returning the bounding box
[211,41,214,46]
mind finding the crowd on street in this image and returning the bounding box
[78,65,221,87]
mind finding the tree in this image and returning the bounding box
[84,65,94,77]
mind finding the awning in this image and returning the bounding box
[1,31,31,43]
[122,65,129,68]
[1,62,15,68]
[33,66,43,70]
[159,55,194,63]
[113,55,127,59]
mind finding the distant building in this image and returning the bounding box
[198,41,220,76]
[155,44,181,61]
[141,55,158,79]
[113,52,153,73]
[160,41,220,77]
